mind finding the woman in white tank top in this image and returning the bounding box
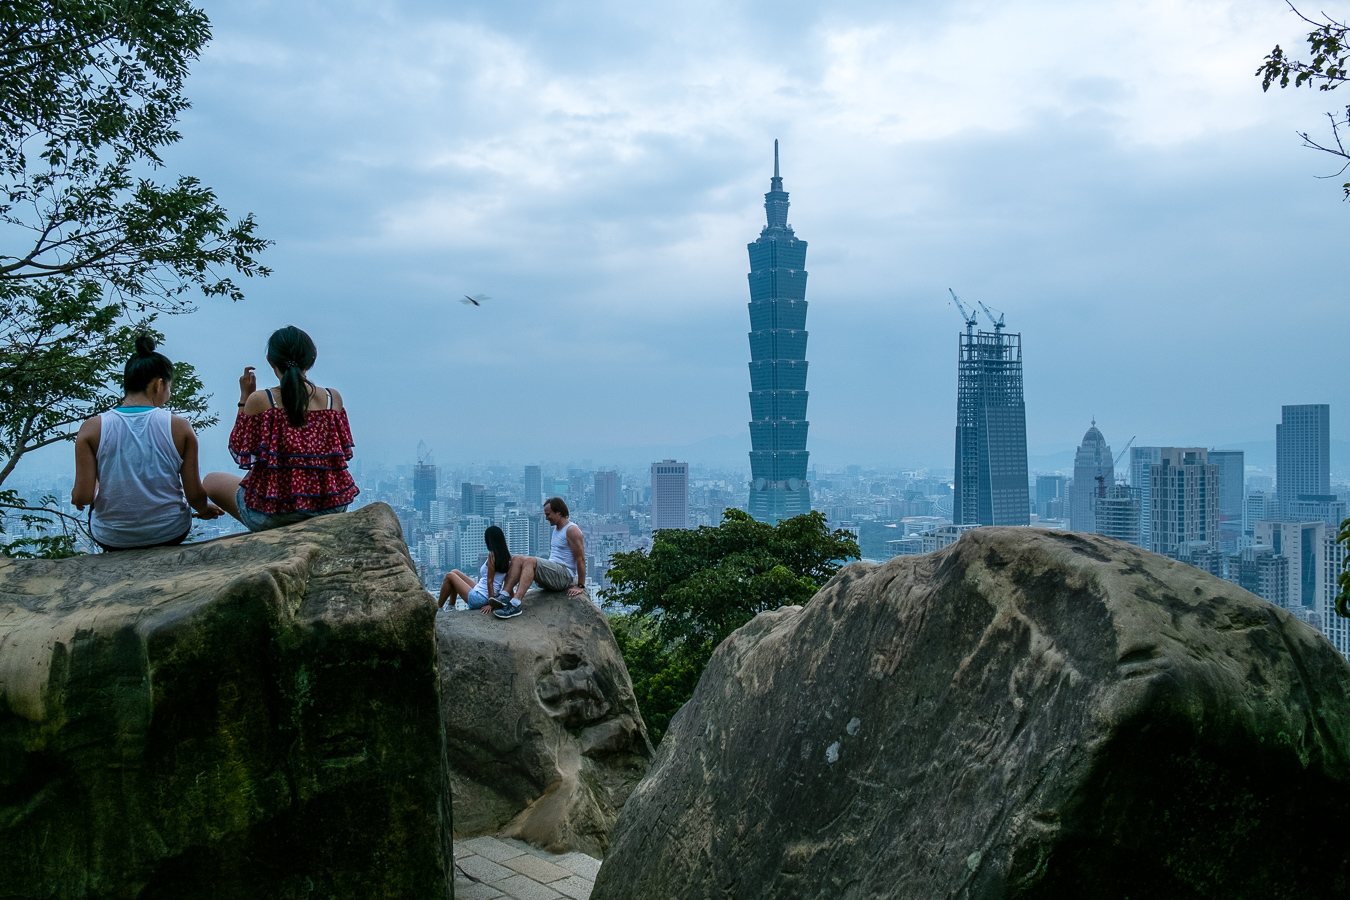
[71,336,223,550]
[437,525,513,613]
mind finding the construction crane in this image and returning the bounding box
[948,288,978,338]
[1113,435,1136,470]
[976,300,1005,333]
[1095,435,1137,497]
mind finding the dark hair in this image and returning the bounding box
[266,326,318,428]
[123,333,174,394]
[484,525,511,573]
[545,496,569,518]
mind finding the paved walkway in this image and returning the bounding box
[454,836,600,900]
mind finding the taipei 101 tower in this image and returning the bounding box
[745,140,811,522]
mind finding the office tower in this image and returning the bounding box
[1254,520,1326,610]
[651,459,690,530]
[412,462,437,515]
[503,515,532,559]
[524,465,543,507]
[1245,489,1278,534]
[953,320,1029,527]
[594,471,619,515]
[1283,494,1348,527]
[1149,448,1220,559]
[1130,446,1163,549]
[1209,450,1245,551]
[457,515,488,571]
[1070,422,1113,533]
[529,513,548,557]
[1035,474,1068,520]
[461,483,489,519]
[428,500,450,528]
[1094,484,1142,547]
[746,141,811,523]
[1277,404,1331,514]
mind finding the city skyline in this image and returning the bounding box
[10,0,1332,479]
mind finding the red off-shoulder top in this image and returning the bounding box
[228,407,359,514]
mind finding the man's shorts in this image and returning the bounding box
[533,557,576,592]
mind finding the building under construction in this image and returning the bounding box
[951,298,1030,527]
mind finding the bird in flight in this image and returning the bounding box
[461,294,489,306]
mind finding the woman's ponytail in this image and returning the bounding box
[265,326,318,428]
[123,333,174,394]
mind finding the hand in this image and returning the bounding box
[72,493,85,512]
[480,605,494,615]
[195,503,224,520]
[568,586,585,598]
[239,366,257,403]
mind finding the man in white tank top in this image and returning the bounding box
[493,496,586,618]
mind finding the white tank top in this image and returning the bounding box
[550,521,579,577]
[89,408,192,548]
[474,560,507,596]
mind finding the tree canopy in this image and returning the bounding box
[1257,4,1350,198]
[602,509,859,742]
[0,1,270,552]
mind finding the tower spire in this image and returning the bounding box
[774,139,779,178]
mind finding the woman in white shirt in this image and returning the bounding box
[438,525,511,613]
[71,335,222,550]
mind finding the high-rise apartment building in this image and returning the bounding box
[953,321,1029,526]
[746,141,811,523]
[1208,450,1245,551]
[1094,484,1142,546]
[1130,446,1163,549]
[1321,530,1349,658]
[457,515,488,571]
[594,471,620,515]
[524,465,542,507]
[1149,448,1220,559]
[1254,520,1324,611]
[1245,489,1278,535]
[502,515,532,560]
[1070,423,1113,533]
[413,462,437,514]
[1277,404,1331,513]
[651,459,690,530]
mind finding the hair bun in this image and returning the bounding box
[134,333,158,358]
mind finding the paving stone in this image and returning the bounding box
[457,854,516,884]
[502,854,572,883]
[459,836,528,862]
[553,853,601,881]
[501,838,560,860]
[454,880,506,900]
[549,874,595,899]
[490,873,563,900]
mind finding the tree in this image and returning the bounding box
[1257,4,1350,198]
[0,1,270,552]
[601,509,859,742]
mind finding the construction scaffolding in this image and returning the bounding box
[954,329,1030,527]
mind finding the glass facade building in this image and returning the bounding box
[953,328,1030,526]
[746,141,812,522]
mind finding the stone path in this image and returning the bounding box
[454,836,600,900]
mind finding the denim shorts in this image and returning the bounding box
[236,486,348,533]
[464,588,491,610]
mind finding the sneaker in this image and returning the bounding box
[493,603,523,619]
[486,596,510,612]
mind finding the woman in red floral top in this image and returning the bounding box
[204,326,358,532]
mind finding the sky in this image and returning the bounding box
[34,0,1350,476]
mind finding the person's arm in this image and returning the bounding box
[173,416,222,519]
[71,417,100,510]
[486,556,497,599]
[567,524,585,592]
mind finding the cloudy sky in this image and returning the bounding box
[119,0,1349,473]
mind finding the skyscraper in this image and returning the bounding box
[1149,448,1220,559]
[524,465,542,507]
[746,140,811,523]
[1277,404,1331,509]
[953,319,1029,526]
[594,471,619,515]
[651,459,690,530]
[1070,422,1113,533]
[1130,446,1163,549]
[1208,450,1245,551]
[1035,474,1068,520]
[413,462,437,515]
[1094,484,1142,546]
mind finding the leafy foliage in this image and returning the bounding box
[0,1,269,554]
[601,509,859,742]
[1257,5,1350,198]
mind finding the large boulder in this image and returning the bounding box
[593,528,1350,899]
[0,503,452,900]
[438,590,651,856]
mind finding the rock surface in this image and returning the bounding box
[438,590,651,857]
[593,528,1350,900]
[0,503,452,900]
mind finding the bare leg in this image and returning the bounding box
[439,570,475,610]
[501,555,528,600]
[509,557,539,603]
[203,472,243,521]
